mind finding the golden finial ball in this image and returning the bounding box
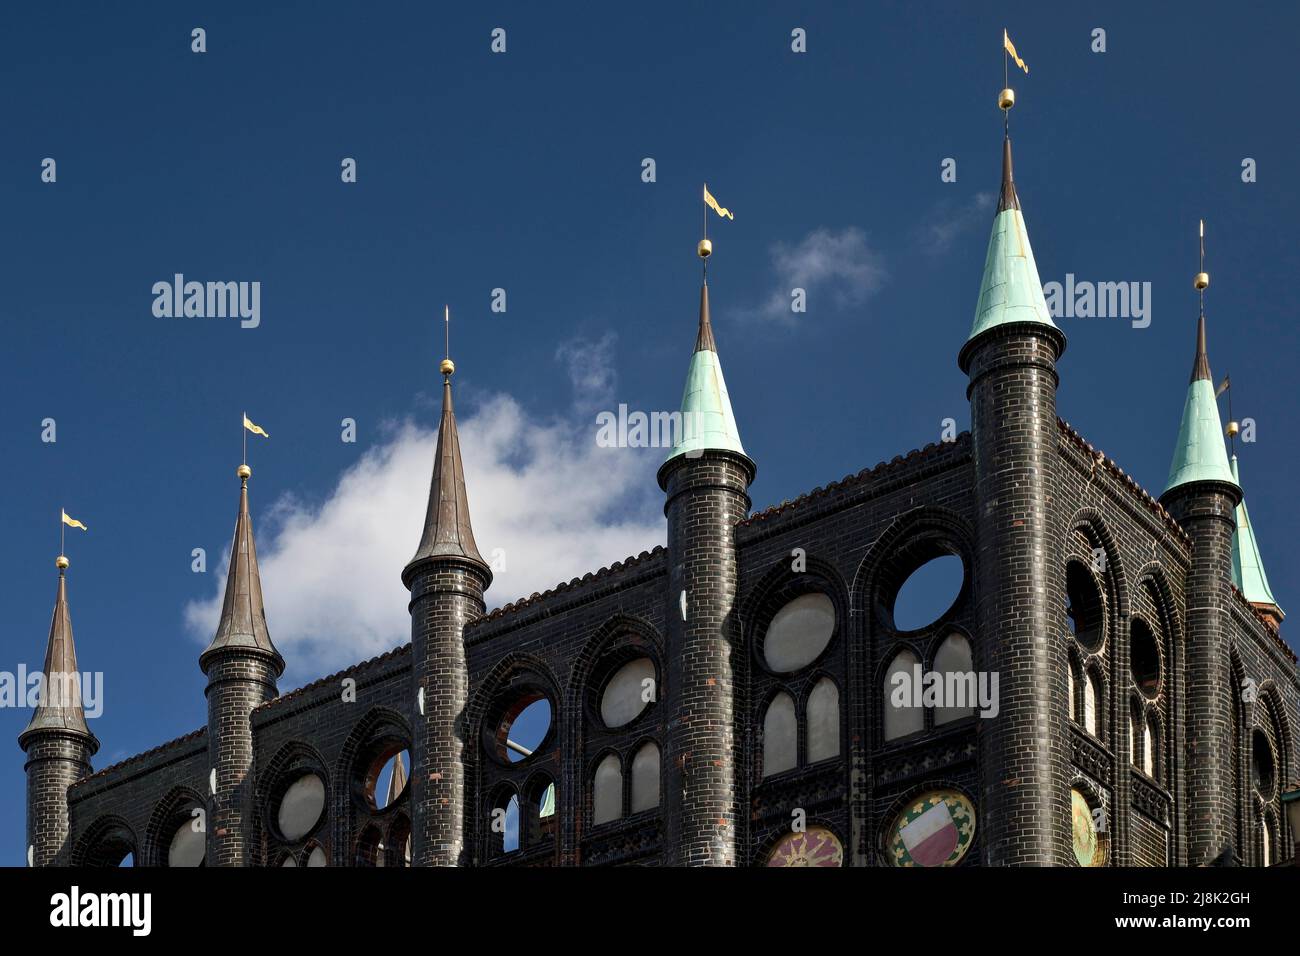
[1194,271,1210,291]
[237,464,252,480]
[999,88,1015,110]
[440,358,455,376]
[1226,420,1240,438]
[697,238,713,259]
[56,555,69,570]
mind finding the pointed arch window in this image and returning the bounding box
[933,633,975,725]
[630,742,661,813]
[884,649,924,741]
[1084,673,1099,737]
[593,754,623,825]
[806,679,840,763]
[762,692,798,777]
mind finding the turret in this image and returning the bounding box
[1159,241,1241,864]
[959,115,1072,865]
[658,238,754,866]
[20,556,99,867]
[200,464,285,866]
[1229,455,1284,630]
[402,314,492,866]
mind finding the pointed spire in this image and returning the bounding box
[386,751,408,806]
[964,133,1060,350]
[404,310,488,580]
[664,279,746,463]
[1163,225,1238,495]
[200,467,284,674]
[21,562,97,746]
[1229,456,1284,621]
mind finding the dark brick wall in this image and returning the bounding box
[38,400,1300,870]
[66,729,208,866]
[204,650,281,866]
[23,731,94,866]
[407,560,488,866]
[966,325,1072,866]
[660,450,753,866]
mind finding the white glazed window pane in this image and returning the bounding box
[933,633,975,725]
[306,846,327,867]
[168,821,205,867]
[806,678,840,762]
[764,594,835,673]
[884,650,924,741]
[280,855,297,867]
[763,693,797,776]
[593,754,623,824]
[1143,724,1154,776]
[630,742,661,812]
[601,658,655,728]
[278,774,326,841]
[1068,666,1076,720]
[1084,677,1098,736]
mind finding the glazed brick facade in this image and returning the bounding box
[29,353,1300,869]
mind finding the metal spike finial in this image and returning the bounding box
[440,305,455,377]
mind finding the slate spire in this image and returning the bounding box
[404,313,489,580]
[200,468,284,674]
[20,562,96,745]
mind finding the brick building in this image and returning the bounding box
[20,126,1298,868]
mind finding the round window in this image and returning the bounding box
[277,773,326,841]
[763,593,835,673]
[492,694,552,764]
[891,555,964,632]
[1252,730,1275,798]
[167,817,205,867]
[600,657,656,727]
[1129,619,1161,699]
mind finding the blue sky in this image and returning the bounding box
[4,2,1299,864]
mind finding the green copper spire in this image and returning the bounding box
[967,136,1060,343]
[1163,315,1237,493]
[1229,456,1283,616]
[664,282,746,462]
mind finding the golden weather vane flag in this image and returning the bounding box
[703,184,734,220]
[61,510,88,532]
[243,414,270,439]
[1004,29,1029,74]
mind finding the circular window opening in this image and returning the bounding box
[1065,562,1104,651]
[600,657,656,728]
[763,593,836,673]
[1129,619,1161,699]
[494,694,552,764]
[277,773,326,842]
[1252,730,1275,798]
[167,816,205,867]
[891,555,964,632]
[369,749,409,810]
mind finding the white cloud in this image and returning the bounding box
[916,191,995,254]
[756,227,887,323]
[184,339,664,686]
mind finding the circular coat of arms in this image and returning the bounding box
[765,826,844,867]
[1071,788,1106,866]
[887,789,976,867]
